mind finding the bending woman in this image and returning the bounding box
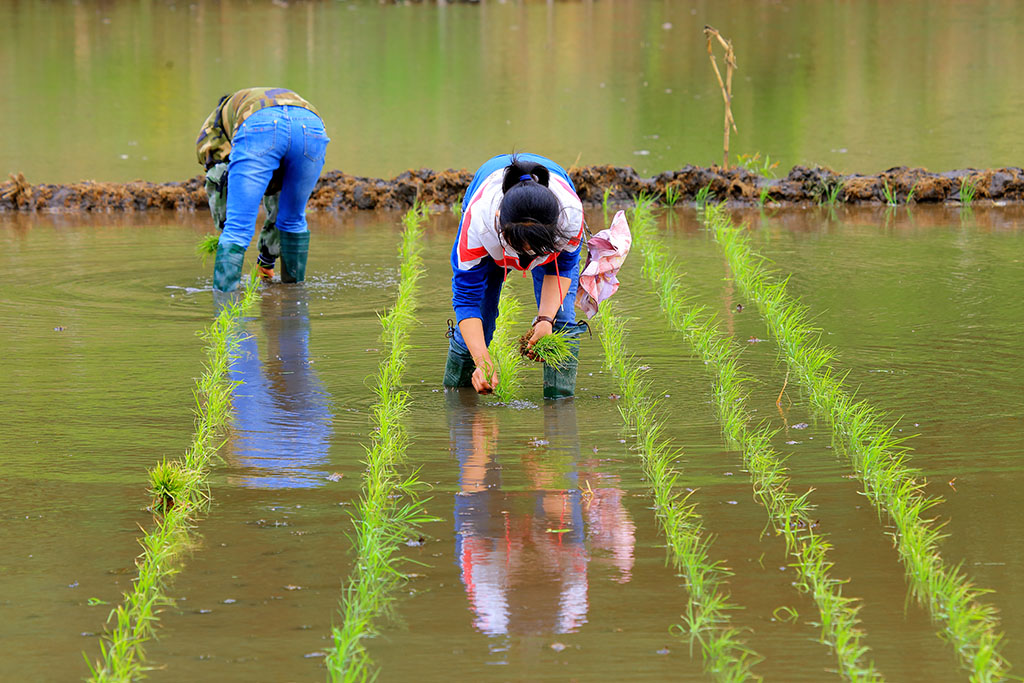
[445,153,587,399]
[196,87,330,292]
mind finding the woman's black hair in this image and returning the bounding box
[498,156,572,261]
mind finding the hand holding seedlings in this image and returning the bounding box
[472,359,499,394]
[522,318,554,359]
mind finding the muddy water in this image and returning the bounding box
[4,0,1024,184]
[1,207,1023,681]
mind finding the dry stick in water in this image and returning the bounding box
[630,197,881,682]
[704,204,1010,681]
[86,273,262,682]
[327,204,433,682]
[704,26,738,171]
[597,302,761,682]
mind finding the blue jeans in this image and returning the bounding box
[220,106,330,249]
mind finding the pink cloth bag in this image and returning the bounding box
[575,210,632,318]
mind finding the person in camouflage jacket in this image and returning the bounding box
[196,88,329,292]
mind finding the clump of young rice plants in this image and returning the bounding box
[87,272,261,682]
[196,233,219,264]
[959,176,979,206]
[597,301,761,682]
[695,183,716,211]
[881,181,899,207]
[704,205,1010,680]
[519,327,576,370]
[488,290,526,402]
[326,203,435,683]
[663,184,683,208]
[631,196,881,682]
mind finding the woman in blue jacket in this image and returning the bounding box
[445,153,586,399]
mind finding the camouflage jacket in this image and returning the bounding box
[195,88,320,168]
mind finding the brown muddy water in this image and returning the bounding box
[2,206,1022,681]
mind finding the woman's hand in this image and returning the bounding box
[472,364,499,394]
[525,319,553,360]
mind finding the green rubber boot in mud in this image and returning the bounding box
[443,342,475,388]
[279,230,310,284]
[213,242,247,292]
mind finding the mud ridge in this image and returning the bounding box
[4,165,1024,213]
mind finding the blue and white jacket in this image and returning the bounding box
[451,168,585,323]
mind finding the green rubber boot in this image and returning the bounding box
[542,323,585,399]
[213,242,247,292]
[443,341,475,388]
[279,230,310,284]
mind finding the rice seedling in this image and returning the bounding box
[326,203,436,682]
[196,233,219,264]
[704,206,1010,680]
[757,186,773,208]
[521,327,576,370]
[602,186,614,222]
[695,183,716,210]
[86,271,261,682]
[597,301,761,682]
[881,180,898,207]
[489,290,526,402]
[959,176,979,206]
[663,184,682,208]
[735,152,779,178]
[631,196,881,682]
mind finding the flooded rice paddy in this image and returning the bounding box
[2,206,1022,681]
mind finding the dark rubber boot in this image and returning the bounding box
[213,242,247,292]
[279,230,310,284]
[543,352,579,399]
[443,341,475,388]
[543,322,585,399]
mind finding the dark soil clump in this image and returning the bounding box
[5,165,1024,213]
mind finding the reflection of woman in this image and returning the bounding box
[444,153,588,399]
[228,288,332,488]
[447,392,634,636]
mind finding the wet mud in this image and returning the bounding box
[4,165,1024,213]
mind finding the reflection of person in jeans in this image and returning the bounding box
[228,288,332,488]
[196,87,330,292]
[448,391,635,635]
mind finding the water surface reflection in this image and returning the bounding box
[447,392,635,637]
[228,288,333,488]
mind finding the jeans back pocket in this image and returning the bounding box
[303,127,330,162]
[239,121,277,158]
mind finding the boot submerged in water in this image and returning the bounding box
[443,341,476,388]
[213,242,247,292]
[542,321,586,400]
[279,230,310,284]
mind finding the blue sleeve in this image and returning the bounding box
[451,239,491,323]
[543,242,581,276]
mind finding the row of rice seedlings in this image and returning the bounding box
[87,272,262,682]
[488,289,525,402]
[596,302,760,682]
[704,203,1010,680]
[630,196,881,681]
[326,204,435,682]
